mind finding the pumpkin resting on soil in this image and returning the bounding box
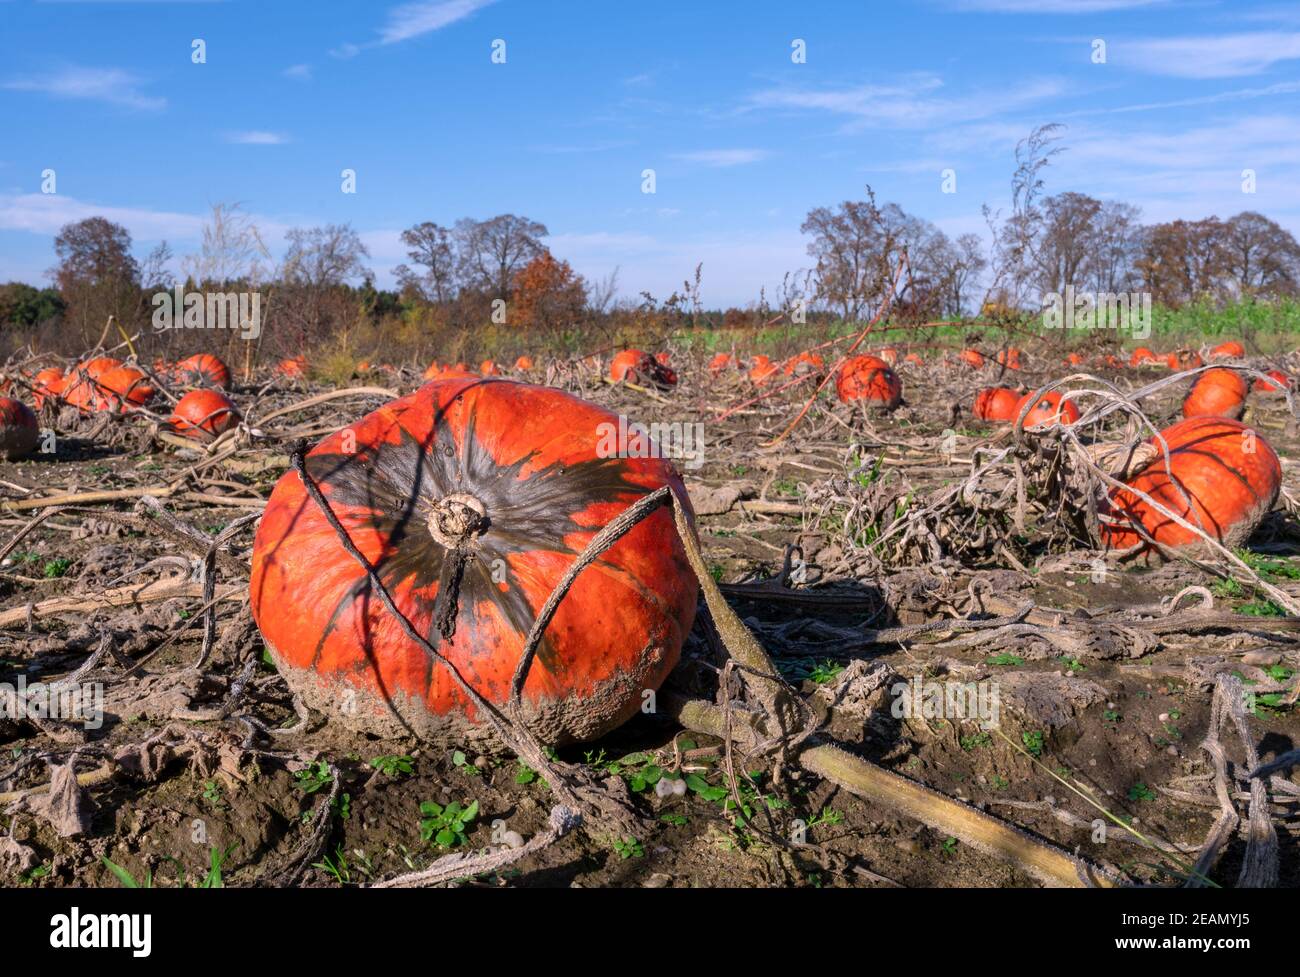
[249,378,699,747]
[973,387,1020,422]
[1254,369,1290,394]
[1183,367,1247,420]
[1101,416,1281,557]
[32,368,65,410]
[0,397,39,459]
[609,349,676,388]
[835,355,901,407]
[1210,341,1245,360]
[169,390,240,440]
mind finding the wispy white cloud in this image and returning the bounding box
[225,131,291,145]
[747,74,1065,131]
[377,0,497,45]
[283,64,312,80]
[0,193,204,239]
[671,149,770,167]
[2,66,165,111]
[1116,32,1300,78]
[1062,80,1300,116]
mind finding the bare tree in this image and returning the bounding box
[51,216,140,343]
[282,224,371,287]
[182,202,271,286]
[394,221,457,303]
[454,214,548,298]
[1033,191,1102,297]
[801,189,899,322]
[1090,200,1143,295]
[1222,211,1300,298]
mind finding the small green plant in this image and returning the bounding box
[294,760,334,794]
[419,799,479,849]
[986,653,1025,666]
[101,856,152,888]
[199,845,235,888]
[369,754,414,778]
[1128,783,1156,802]
[612,836,644,859]
[1103,709,1122,725]
[19,863,50,886]
[808,660,844,685]
[201,779,224,807]
[941,837,959,856]
[451,750,482,777]
[1021,730,1044,758]
[807,807,844,830]
[960,731,992,751]
[42,557,71,579]
[313,846,351,884]
[989,774,1009,791]
[660,813,689,827]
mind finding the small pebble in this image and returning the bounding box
[671,778,687,797]
[1158,713,1169,723]
[654,779,674,798]
[644,873,672,888]
[502,831,524,849]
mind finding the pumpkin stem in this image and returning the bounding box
[428,493,488,639]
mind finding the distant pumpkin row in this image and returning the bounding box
[0,353,242,460]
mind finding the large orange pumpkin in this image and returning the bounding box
[1183,367,1247,420]
[168,390,241,440]
[1102,417,1281,555]
[1015,390,1079,428]
[249,378,698,745]
[0,397,39,460]
[173,353,232,390]
[64,365,154,412]
[836,355,901,407]
[973,387,1020,422]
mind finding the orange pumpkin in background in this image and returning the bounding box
[249,378,698,746]
[514,355,534,372]
[708,353,739,374]
[1183,367,1247,420]
[654,351,672,366]
[973,387,1020,422]
[168,389,241,440]
[1210,340,1245,360]
[1165,350,1203,370]
[609,349,676,387]
[0,397,39,460]
[275,356,307,379]
[173,353,232,389]
[783,351,825,375]
[480,359,500,376]
[32,368,65,410]
[1254,369,1290,394]
[995,347,1023,370]
[1129,347,1158,367]
[959,349,985,369]
[876,348,899,365]
[1014,389,1080,428]
[835,355,902,407]
[1102,416,1280,556]
[425,364,479,381]
[1065,352,1085,367]
[904,352,924,365]
[749,355,778,385]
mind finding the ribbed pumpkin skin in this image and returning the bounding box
[1183,368,1247,420]
[249,378,699,747]
[973,387,1020,421]
[836,356,901,407]
[1102,417,1281,555]
[169,390,240,439]
[173,354,232,390]
[0,397,39,459]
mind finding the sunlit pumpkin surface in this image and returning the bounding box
[250,377,698,746]
[1102,416,1281,555]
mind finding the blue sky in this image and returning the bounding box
[2,0,1299,306]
